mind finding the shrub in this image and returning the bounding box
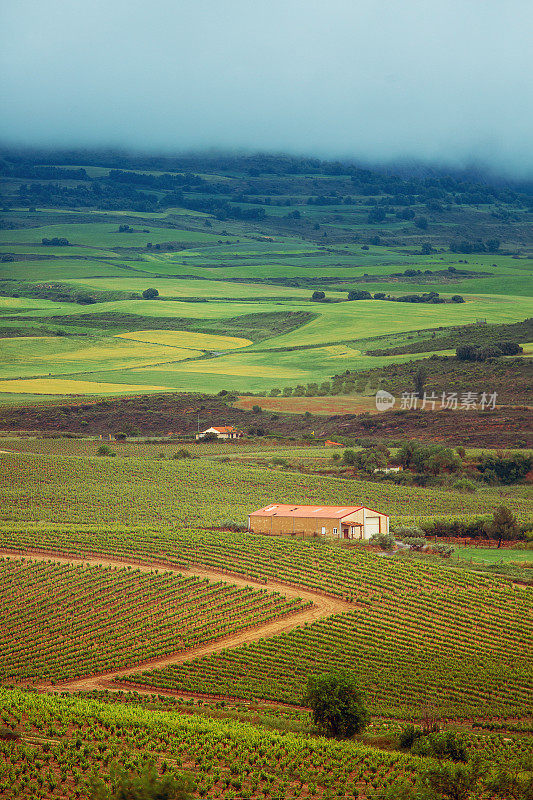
[90,765,194,799]
[173,449,192,459]
[394,525,425,540]
[369,532,395,551]
[311,291,326,301]
[96,445,116,457]
[421,759,482,800]
[142,288,159,300]
[0,726,20,741]
[398,724,425,750]
[401,537,427,551]
[75,292,96,305]
[220,519,247,532]
[432,543,454,558]
[452,479,477,493]
[412,731,469,762]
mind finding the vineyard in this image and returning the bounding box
[0,526,531,719]
[121,554,532,719]
[0,451,530,529]
[0,523,529,601]
[0,559,308,683]
[1,689,531,800]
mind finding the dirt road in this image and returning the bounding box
[1,549,352,697]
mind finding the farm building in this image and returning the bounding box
[248,504,389,540]
[196,426,243,440]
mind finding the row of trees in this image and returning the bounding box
[456,342,523,361]
[311,290,464,303]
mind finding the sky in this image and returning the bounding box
[1,0,532,175]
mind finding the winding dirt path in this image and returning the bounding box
[1,549,351,698]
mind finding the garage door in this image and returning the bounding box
[365,517,380,537]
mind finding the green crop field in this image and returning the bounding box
[1,153,531,403]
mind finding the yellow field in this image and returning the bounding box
[323,344,362,358]
[136,359,302,379]
[0,378,177,395]
[46,342,198,365]
[116,329,253,350]
[0,336,201,379]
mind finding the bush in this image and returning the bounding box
[421,759,482,800]
[220,519,247,532]
[452,478,477,493]
[394,525,425,539]
[348,290,372,300]
[311,291,326,301]
[75,292,96,305]
[96,445,116,457]
[401,537,427,551]
[398,725,425,750]
[412,731,469,762]
[432,543,454,558]
[369,532,395,551]
[173,449,192,459]
[142,288,159,299]
[90,765,194,800]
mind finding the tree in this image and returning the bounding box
[348,290,372,300]
[485,765,533,800]
[414,216,428,229]
[414,366,427,398]
[311,290,326,301]
[142,288,159,300]
[304,672,370,738]
[75,292,96,305]
[90,765,194,800]
[478,453,532,484]
[484,505,520,548]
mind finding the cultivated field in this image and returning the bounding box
[1,153,532,799]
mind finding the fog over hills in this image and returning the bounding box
[1,0,532,177]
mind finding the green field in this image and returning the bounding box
[1,157,532,403]
[454,546,533,565]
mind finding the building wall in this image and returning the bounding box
[249,509,389,539]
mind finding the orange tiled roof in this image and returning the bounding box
[209,426,237,433]
[250,504,364,519]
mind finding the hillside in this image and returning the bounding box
[0,150,532,800]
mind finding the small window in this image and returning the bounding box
[333,527,338,535]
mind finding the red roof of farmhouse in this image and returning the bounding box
[250,504,364,519]
[210,426,238,433]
